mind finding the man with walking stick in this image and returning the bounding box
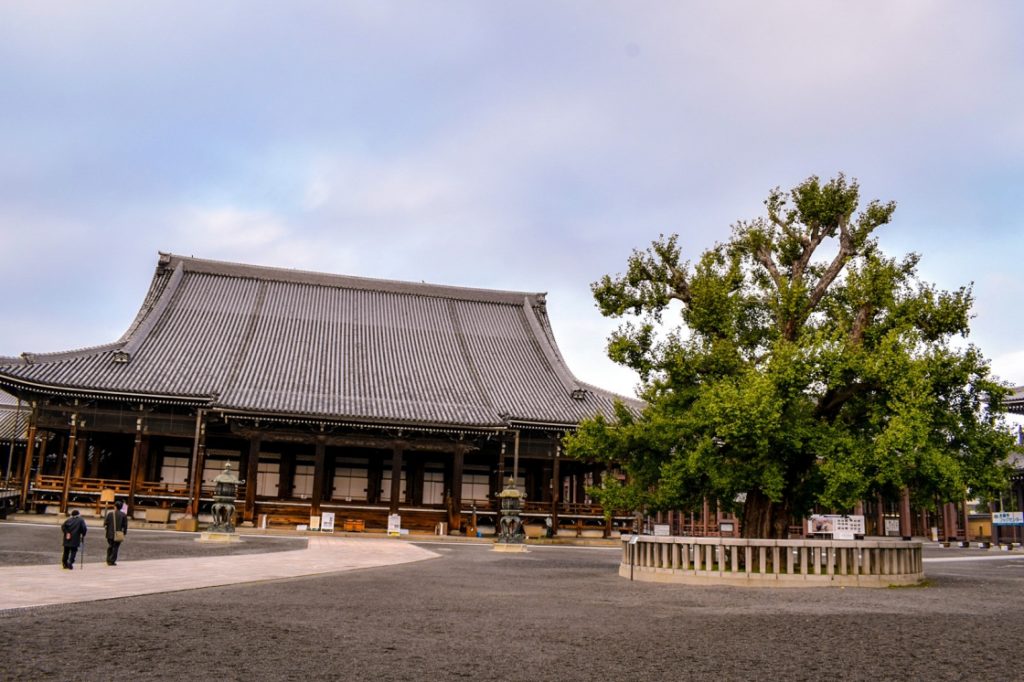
[104,500,128,566]
[60,509,87,570]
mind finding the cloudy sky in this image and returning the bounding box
[1,2,1022,403]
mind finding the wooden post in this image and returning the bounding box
[899,487,912,540]
[497,441,506,486]
[961,495,972,544]
[451,444,464,532]
[312,437,326,518]
[944,502,957,542]
[512,430,520,483]
[367,454,382,505]
[72,438,87,479]
[551,443,561,535]
[876,493,885,537]
[59,414,78,514]
[19,419,37,511]
[188,409,207,517]
[127,416,144,516]
[389,446,403,515]
[137,436,150,487]
[244,433,261,523]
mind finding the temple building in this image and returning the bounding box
[0,253,640,534]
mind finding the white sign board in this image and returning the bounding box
[884,518,901,536]
[653,524,671,537]
[320,511,335,532]
[387,514,402,536]
[992,511,1024,526]
[807,514,864,540]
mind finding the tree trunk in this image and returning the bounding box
[740,489,791,539]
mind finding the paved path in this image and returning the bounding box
[0,534,438,610]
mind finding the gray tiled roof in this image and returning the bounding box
[0,392,26,442]
[1009,386,1024,415]
[0,254,639,428]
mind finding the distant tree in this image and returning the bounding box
[566,174,1015,538]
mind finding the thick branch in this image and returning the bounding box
[805,216,855,313]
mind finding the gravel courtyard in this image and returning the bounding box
[2,522,1023,681]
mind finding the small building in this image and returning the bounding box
[0,253,639,533]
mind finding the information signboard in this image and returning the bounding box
[807,514,865,540]
[320,511,335,532]
[653,524,670,536]
[992,511,1024,526]
[387,514,402,536]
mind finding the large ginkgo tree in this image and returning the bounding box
[566,174,1014,538]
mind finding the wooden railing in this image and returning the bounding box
[71,478,130,495]
[621,535,924,587]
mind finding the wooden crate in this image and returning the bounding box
[343,519,365,532]
[145,508,172,524]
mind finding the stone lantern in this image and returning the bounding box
[199,462,244,543]
[494,477,527,552]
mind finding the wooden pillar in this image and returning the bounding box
[899,487,912,540]
[127,416,144,516]
[367,453,382,504]
[389,446,403,514]
[59,414,79,514]
[409,458,424,506]
[943,502,957,542]
[551,444,561,535]
[450,445,464,531]
[312,437,326,518]
[497,441,506,487]
[279,450,294,500]
[512,430,520,483]
[1017,483,1024,545]
[188,409,207,517]
[875,493,886,537]
[73,438,88,480]
[244,433,261,523]
[137,436,150,487]
[961,496,972,544]
[19,418,38,511]
[702,497,710,536]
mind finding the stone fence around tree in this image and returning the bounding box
[621,535,924,587]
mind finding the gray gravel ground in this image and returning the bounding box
[2,522,1024,682]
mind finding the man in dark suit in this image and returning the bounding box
[104,500,128,566]
[61,509,87,570]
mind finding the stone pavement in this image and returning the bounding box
[0,534,439,611]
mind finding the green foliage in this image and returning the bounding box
[567,173,1016,538]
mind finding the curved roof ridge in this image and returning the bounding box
[577,380,644,410]
[520,295,581,395]
[165,252,543,306]
[10,342,124,366]
[119,260,185,360]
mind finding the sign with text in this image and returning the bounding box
[992,511,1024,526]
[807,514,865,540]
[653,524,671,536]
[387,514,402,536]
[320,511,335,532]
